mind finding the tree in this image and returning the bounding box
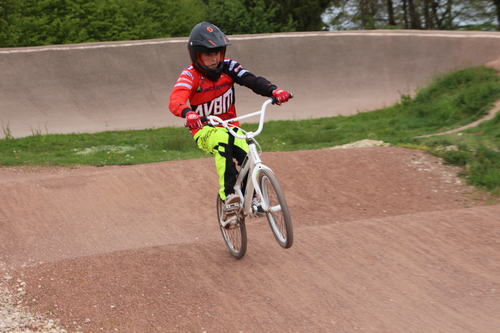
[387,0,396,26]
[201,0,332,34]
[202,0,292,34]
[493,0,500,31]
[277,0,332,31]
[0,0,205,47]
[324,0,499,31]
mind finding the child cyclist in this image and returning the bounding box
[169,22,291,226]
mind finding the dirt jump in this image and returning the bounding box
[1,31,500,332]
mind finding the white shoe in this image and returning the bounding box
[222,193,241,227]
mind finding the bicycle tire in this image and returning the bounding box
[258,169,293,248]
[216,195,247,259]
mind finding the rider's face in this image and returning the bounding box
[199,51,221,69]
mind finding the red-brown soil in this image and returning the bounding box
[2,147,500,332]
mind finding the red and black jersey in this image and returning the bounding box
[169,58,277,136]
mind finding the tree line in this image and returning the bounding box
[0,0,498,48]
[325,0,500,31]
[0,0,329,47]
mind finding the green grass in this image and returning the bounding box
[418,113,500,195]
[0,127,208,166]
[2,65,500,194]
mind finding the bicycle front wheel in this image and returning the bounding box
[216,195,247,259]
[259,169,293,248]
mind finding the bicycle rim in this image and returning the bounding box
[259,169,293,248]
[216,195,247,259]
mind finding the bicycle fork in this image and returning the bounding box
[234,142,279,217]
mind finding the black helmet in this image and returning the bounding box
[188,22,231,81]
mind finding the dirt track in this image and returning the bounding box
[1,30,500,332]
[1,147,500,332]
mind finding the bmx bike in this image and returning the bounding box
[206,97,294,259]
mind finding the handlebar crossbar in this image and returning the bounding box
[206,98,275,140]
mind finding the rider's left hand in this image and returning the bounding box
[272,89,292,105]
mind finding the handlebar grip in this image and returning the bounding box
[271,92,294,105]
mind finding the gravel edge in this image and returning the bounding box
[0,261,71,333]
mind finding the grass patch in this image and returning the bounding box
[418,112,500,195]
[0,127,208,167]
[1,65,500,194]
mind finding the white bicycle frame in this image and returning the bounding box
[207,98,280,217]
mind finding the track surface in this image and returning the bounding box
[1,31,500,332]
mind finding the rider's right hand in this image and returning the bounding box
[185,111,202,129]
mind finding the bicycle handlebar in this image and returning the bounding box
[205,94,293,140]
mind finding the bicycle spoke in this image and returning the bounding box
[216,195,247,259]
[259,169,293,249]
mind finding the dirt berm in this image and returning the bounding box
[2,30,500,137]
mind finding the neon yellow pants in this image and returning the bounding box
[194,126,249,201]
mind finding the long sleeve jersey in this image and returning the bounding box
[169,58,277,136]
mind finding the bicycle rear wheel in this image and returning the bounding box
[258,169,293,248]
[216,195,247,259]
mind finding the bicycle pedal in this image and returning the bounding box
[251,204,265,217]
[225,205,241,220]
[221,214,238,228]
[225,202,240,211]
